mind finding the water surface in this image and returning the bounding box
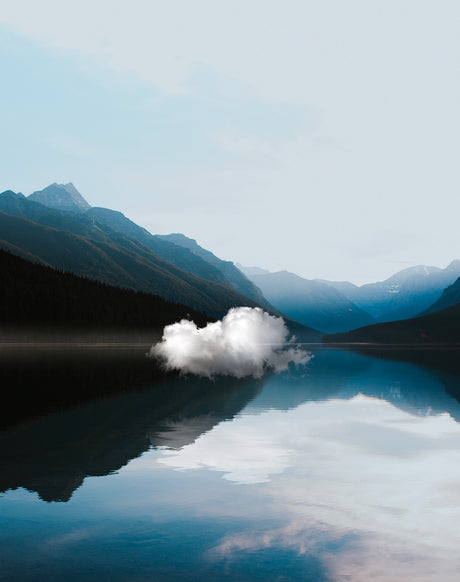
[2,347,460,581]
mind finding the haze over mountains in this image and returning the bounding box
[324,274,460,344]
[240,260,460,335]
[240,268,375,334]
[319,262,460,322]
[1,181,459,343]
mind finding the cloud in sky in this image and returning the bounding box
[1,1,460,282]
[150,307,309,378]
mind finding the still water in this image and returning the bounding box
[2,347,460,581]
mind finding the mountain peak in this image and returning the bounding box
[384,264,441,285]
[445,259,460,271]
[28,183,91,213]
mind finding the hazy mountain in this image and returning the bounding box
[237,263,270,276]
[29,182,91,213]
[86,207,230,286]
[324,300,460,344]
[319,261,460,323]
[423,274,460,314]
[157,233,273,309]
[244,270,375,333]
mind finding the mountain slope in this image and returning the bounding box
[324,301,460,344]
[320,261,460,323]
[243,270,375,333]
[157,233,271,309]
[86,207,229,286]
[23,184,275,311]
[423,276,460,315]
[0,196,263,318]
[29,182,91,213]
[0,248,209,331]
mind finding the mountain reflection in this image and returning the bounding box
[0,366,263,502]
[248,348,460,420]
[1,347,460,504]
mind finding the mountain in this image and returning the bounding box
[29,182,91,213]
[23,184,276,312]
[157,233,272,309]
[319,261,460,323]
[0,189,107,237]
[423,274,460,315]
[0,189,319,339]
[0,191,262,318]
[5,190,229,288]
[86,207,230,286]
[241,269,375,333]
[323,301,460,344]
[0,248,209,332]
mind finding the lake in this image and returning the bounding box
[1,346,460,581]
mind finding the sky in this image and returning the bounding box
[1,1,459,284]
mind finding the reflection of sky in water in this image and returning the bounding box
[2,350,460,581]
[143,393,460,581]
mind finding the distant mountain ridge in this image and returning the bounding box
[317,260,460,323]
[236,264,270,276]
[240,267,375,333]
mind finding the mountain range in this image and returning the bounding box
[240,260,460,336]
[318,261,460,322]
[0,183,318,339]
[0,189,261,319]
[240,268,375,333]
[2,181,459,344]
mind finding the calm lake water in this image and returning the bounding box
[2,347,460,581]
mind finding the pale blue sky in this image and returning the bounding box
[1,1,459,284]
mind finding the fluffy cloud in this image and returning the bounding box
[150,307,309,378]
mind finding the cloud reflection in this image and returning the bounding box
[157,394,460,581]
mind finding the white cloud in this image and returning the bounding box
[150,307,309,378]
